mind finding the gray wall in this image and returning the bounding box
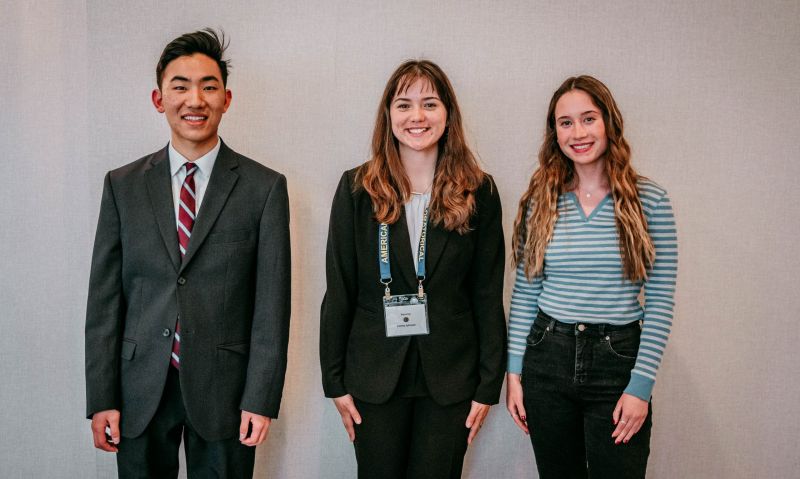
[1,1,798,477]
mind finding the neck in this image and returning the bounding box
[400,145,437,193]
[573,159,608,191]
[171,135,219,162]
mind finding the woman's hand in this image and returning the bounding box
[465,401,491,445]
[333,394,362,442]
[611,393,648,444]
[505,373,529,434]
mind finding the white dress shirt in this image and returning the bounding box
[168,139,221,229]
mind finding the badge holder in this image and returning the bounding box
[383,279,429,337]
[378,207,431,338]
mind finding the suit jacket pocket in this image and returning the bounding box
[121,340,137,360]
[217,341,249,355]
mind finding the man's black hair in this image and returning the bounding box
[156,28,230,88]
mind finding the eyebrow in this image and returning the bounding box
[392,96,441,103]
[169,75,220,83]
[556,110,599,121]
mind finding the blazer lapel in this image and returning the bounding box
[421,221,451,282]
[389,208,418,290]
[179,142,239,273]
[145,146,181,272]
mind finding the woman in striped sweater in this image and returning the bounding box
[506,76,677,479]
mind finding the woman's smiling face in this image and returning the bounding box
[390,77,447,156]
[554,89,607,168]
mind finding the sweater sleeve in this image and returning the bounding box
[507,260,544,374]
[624,190,678,400]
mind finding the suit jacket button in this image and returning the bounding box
[177,277,186,285]
[162,328,171,337]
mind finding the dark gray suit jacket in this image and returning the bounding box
[320,169,506,406]
[85,141,291,441]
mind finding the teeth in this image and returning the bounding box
[184,116,205,121]
[408,128,427,134]
[572,143,591,152]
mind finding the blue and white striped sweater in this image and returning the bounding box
[507,179,677,400]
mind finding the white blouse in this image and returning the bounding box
[404,192,430,266]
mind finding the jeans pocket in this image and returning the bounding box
[604,329,640,360]
[526,323,550,348]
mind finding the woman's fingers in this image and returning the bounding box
[611,393,648,445]
[506,374,529,434]
[333,395,361,442]
[466,401,490,445]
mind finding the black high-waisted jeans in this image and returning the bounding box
[521,311,652,479]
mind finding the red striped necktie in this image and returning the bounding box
[172,162,198,369]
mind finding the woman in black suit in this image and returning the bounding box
[320,60,506,479]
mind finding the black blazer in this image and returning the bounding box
[320,168,506,406]
[85,141,291,441]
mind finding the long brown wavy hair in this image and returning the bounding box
[356,60,484,234]
[512,75,655,281]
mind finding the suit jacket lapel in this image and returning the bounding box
[422,221,451,282]
[179,141,239,273]
[389,208,418,290]
[145,146,181,272]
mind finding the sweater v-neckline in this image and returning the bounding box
[567,191,611,222]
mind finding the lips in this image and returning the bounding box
[406,127,429,135]
[182,114,208,124]
[570,142,593,153]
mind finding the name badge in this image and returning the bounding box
[384,293,429,337]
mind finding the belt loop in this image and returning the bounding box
[548,319,555,332]
[599,324,605,336]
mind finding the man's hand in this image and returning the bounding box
[239,411,271,446]
[91,409,121,452]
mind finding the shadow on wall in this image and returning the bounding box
[462,394,537,478]
[254,183,330,478]
[649,349,736,478]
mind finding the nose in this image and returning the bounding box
[410,105,425,122]
[573,121,587,138]
[186,87,205,108]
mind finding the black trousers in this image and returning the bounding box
[522,312,652,479]
[116,367,256,479]
[352,395,472,479]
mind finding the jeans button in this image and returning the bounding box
[577,324,586,332]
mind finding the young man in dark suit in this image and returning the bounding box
[85,29,291,478]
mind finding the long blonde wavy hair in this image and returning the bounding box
[512,75,655,281]
[356,60,484,234]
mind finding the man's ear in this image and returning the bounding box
[151,88,165,113]
[223,89,232,112]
